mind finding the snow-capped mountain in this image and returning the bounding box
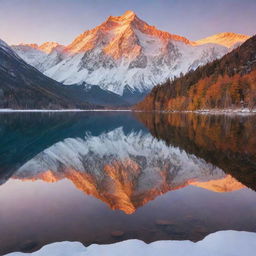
[13,41,63,54]
[11,11,249,96]
[11,44,48,71]
[39,42,62,53]
[195,32,250,48]
[14,128,243,214]
[12,42,66,72]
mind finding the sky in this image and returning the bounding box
[0,0,255,45]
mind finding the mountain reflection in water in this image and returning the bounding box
[0,112,255,255]
[13,128,244,214]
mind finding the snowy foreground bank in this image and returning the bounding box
[6,231,256,256]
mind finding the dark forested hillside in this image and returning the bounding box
[0,40,96,109]
[135,35,256,111]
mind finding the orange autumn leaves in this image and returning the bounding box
[138,70,256,111]
[166,71,256,110]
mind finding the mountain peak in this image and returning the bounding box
[107,10,138,23]
[122,10,136,19]
[39,42,60,54]
[195,32,250,48]
[18,43,39,49]
[216,32,247,38]
[14,41,63,54]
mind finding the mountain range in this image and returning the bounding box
[11,11,249,102]
[0,10,252,108]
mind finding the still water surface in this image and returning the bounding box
[0,112,255,254]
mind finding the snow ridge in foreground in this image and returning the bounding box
[6,231,256,256]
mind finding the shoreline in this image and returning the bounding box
[133,108,256,115]
[0,109,132,113]
[0,108,255,115]
[192,108,256,114]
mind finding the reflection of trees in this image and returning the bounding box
[136,113,256,190]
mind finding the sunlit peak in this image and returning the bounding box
[123,10,136,18]
[107,10,137,23]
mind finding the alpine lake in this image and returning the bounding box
[0,111,255,255]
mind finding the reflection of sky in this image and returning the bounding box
[0,178,256,254]
[0,0,255,45]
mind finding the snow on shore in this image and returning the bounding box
[134,108,256,115]
[195,108,256,114]
[6,231,256,256]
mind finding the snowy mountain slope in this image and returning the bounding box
[11,44,48,71]
[39,42,61,53]
[14,128,243,213]
[44,40,227,95]
[195,32,250,48]
[12,42,66,72]
[11,11,249,96]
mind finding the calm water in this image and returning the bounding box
[0,112,256,254]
